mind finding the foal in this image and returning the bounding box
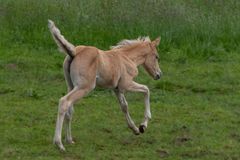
[48,20,162,151]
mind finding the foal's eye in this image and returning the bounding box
[156,56,159,60]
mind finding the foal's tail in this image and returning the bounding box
[48,20,75,58]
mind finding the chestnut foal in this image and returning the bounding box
[48,20,162,151]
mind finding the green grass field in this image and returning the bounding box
[0,0,240,159]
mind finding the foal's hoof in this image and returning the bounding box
[132,128,140,135]
[59,145,66,152]
[134,131,140,135]
[54,141,66,151]
[66,139,75,144]
[139,125,146,133]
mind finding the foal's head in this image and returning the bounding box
[143,37,162,80]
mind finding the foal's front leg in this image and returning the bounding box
[114,90,140,135]
[126,81,151,133]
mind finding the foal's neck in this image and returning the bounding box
[124,43,150,66]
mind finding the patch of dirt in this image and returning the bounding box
[121,137,138,146]
[5,63,18,70]
[230,133,240,142]
[0,5,6,17]
[121,139,132,145]
[181,150,238,160]
[146,139,156,144]
[2,147,18,158]
[170,125,189,133]
[96,144,105,151]
[101,128,112,133]
[0,88,15,95]
[181,150,210,158]
[156,149,169,158]
[174,135,192,145]
[181,125,187,130]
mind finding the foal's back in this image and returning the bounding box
[71,45,122,88]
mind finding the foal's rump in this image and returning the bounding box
[68,46,99,88]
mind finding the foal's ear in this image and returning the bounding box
[152,37,161,46]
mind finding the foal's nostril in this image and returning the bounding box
[155,71,162,80]
[155,74,160,80]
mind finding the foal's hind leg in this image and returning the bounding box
[65,106,74,144]
[114,89,140,135]
[54,86,92,151]
[63,56,74,144]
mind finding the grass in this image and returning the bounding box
[0,0,240,159]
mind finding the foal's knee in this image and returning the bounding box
[143,86,149,96]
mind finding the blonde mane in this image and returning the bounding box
[111,36,151,49]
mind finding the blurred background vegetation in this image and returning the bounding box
[1,0,239,58]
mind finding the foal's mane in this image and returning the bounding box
[111,36,151,49]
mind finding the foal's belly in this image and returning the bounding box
[96,74,119,89]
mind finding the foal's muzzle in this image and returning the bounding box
[154,72,162,80]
